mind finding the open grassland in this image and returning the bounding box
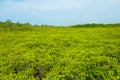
[0,26,120,80]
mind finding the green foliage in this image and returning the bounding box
[71,23,120,28]
[5,19,12,28]
[0,21,120,80]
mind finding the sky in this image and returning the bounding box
[0,0,120,26]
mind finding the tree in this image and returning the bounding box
[5,19,12,28]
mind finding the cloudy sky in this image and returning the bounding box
[0,0,120,25]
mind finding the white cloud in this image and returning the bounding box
[0,0,120,15]
[0,0,85,11]
[1,0,120,12]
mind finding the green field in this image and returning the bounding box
[0,24,120,80]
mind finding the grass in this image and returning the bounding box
[0,26,120,80]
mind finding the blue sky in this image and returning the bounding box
[0,0,120,25]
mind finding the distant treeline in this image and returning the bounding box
[71,23,120,28]
[0,20,120,28]
[0,20,40,28]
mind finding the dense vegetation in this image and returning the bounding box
[0,20,120,80]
